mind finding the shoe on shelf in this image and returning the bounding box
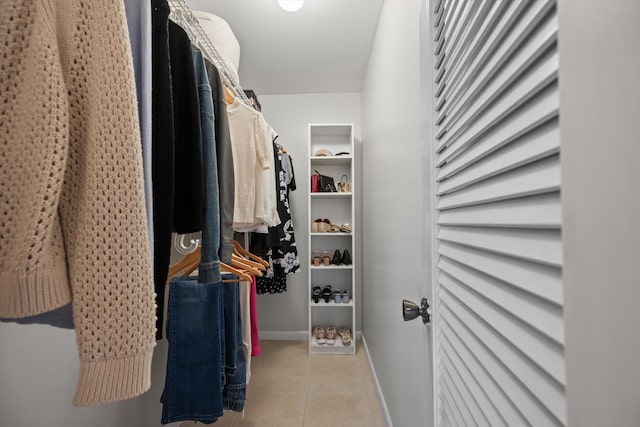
[338,327,352,346]
[322,285,332,303]
[342,249,352,265]
[313,326,326,344]
[340,223,352,233]
[312,250,322,266]
[322,251,331,266]
[332,289,342,303]
[341,289,350,303]
[319,218,332,232]
[311,286,321,303]
[326,326,337,345]
[329,223,341,232]
[338,174,350,193]
[311,220,319,233]
[314,149,334,157]
[332,249,342,265]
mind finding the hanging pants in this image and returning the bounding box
[161,277,224,424]
[160,274,246,424]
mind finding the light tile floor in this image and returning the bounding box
[181,340,386,427]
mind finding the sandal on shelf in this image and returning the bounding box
[326,326,337,345]
[338,327,352,346]
[322,285,332,303]
[322,251,331,266]
[332,289,342,304]
[311,286,322,303]
[311,250,322,266]
[332,249,342,265]
[340,223,352,233]
[313,326,326,344]
[339,174,351,193]
[329,223,341,232]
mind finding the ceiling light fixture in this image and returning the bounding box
[277,0,305,12]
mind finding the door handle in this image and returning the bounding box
[403,298,431,324]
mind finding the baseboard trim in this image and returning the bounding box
[260,330,364,341]
[259,330,308,340]
[362,336,393,427]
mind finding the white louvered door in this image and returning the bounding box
[430,0,565,426]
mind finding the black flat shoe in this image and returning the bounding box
[342,249,352,265]
[332,249,342,265]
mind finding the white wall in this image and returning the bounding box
[257,92,363,336]
[0,324,172,426]
[361,1,432,426]
[559,1,640,426]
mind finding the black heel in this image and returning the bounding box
[311,286,321,303]
[332,249,342,265]
[342,249,352,265]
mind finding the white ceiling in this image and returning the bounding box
[186,0,384,95]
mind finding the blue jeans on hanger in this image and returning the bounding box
[161,276,224,424]
[222,276,246,411]
[193,47,221,285]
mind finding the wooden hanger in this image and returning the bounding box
[231,245,267,271]
[167,246,253,283]
[168,247,202,278]
[232,254,264,276]
[223,85,235,105]
[233,240,269,268]
[221,262,253,283]
[232,253,266,271]
[233,252,267,272]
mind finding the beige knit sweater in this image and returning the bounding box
[0,1,156,406]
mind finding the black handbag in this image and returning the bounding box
[314,169,337,192]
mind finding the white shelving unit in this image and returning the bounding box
[308,123,356,356]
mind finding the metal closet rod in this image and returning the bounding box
[167,0,254,108]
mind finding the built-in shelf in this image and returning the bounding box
[309,337,354,355]
[310,192,352,198]
[308,123,356,356]
[310,300,354,307]
[310,265,353,270]
[310,156,353,166]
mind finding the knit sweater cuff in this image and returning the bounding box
[0,263,71,318]
[73,348,154,407]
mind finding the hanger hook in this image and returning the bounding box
[173,233,199,255]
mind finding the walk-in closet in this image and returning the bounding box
[1,0,639,426]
